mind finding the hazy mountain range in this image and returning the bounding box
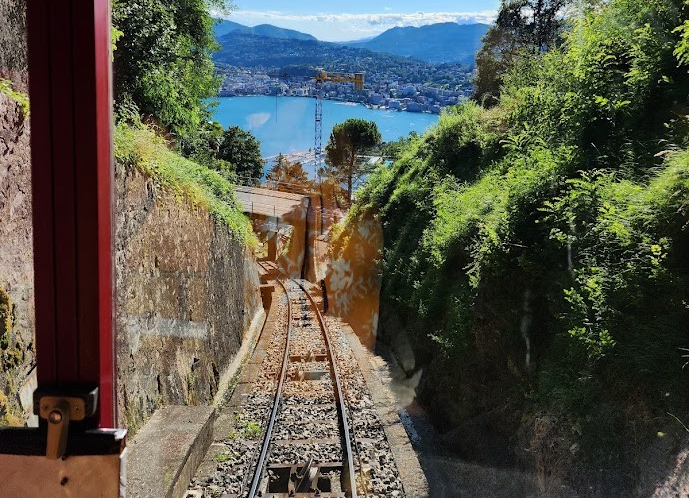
[346,22,489,65]
[213,19,488,66]
[213,19,317,42]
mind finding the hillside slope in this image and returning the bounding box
[213,32,470,87]
[213,19,246,38]
[214,31,421,68]
[213,19,316,41]
[347,22,489,65]
[344,0,689,494]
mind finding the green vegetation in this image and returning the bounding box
[0,288,12,349]
[114,122,254,244]
[0,288,26,427]
[217,126,264,180]
[241,420,262,439]
[0,391,22,427]
[350,0,689,488]
[112,0,231,139]
[112,1,269,177]
[0,78,29,117]
[227,418,262,440]
[213,452,236,463]
[266,154,312,193]
[325,118,382,201]
[474,0,574,105]
[178,120,228,172]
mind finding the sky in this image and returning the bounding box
[217,1,501,42]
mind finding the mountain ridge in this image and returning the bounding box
[214,31,424,69]
[213,19,488,65]
[213,32,472,91]
[345,22,489,65]
[213,19,317,41]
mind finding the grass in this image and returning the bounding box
[240,420,262,439]
[114,123,256,246]
[213,452,236,463]
[228,418,263,440]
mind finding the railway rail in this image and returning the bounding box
[248,261,358,497]
[188,261,406,498]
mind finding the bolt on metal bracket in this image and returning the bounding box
[34,386,99,460]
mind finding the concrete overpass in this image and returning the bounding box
[234,185,310,263]
[233,185,307,219]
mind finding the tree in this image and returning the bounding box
[218,126,264,181]
[324,119,381,201]
[473,0,573,105]
[180,120,224,162]
[473,22,523,106]
[381,133,418,161]
[266,154,311,193]
[112,0,233,139]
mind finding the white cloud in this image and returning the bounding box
[216,9,497,41]
[229,10,497,25]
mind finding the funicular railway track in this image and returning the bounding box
[188,262,407,497]
[249,261,359,498]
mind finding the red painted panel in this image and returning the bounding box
[94,0,117,428]
[26,0,58,385]
[27,0,116,428]
[49,0,79,383]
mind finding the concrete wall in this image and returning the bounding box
[0,86,35,426]
[115,167,262,433]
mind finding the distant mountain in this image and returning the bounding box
[336,35,377,44]
[242,24,317,41]
[346,22,489,65]
[214,31,413,69]
[213,19,316,41]
[213,32,472,89]
[213,19,246,39]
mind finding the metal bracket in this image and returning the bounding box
[294,458,319,493]
[34,386,99,460]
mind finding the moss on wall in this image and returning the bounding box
[0,287,13,350]
[0,289,25,426]
[0,78,29,118]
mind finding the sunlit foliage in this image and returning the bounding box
[112,0,232,139]
[352,0,689,484]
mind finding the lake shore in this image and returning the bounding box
[212,96,439,177]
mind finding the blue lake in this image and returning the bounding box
[212,96,439,175]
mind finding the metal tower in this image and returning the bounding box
[314,79,323,171]
[313,70,365,173]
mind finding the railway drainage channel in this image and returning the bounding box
[187,262,417,498]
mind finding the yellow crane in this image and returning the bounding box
[313,70,365,171]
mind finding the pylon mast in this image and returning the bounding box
[314,80,323,171]
[313,70,365,174]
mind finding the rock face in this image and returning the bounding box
[0,0,28,94]
[325,212,383,349]
[0,89,35,426]
[114,167,262,434]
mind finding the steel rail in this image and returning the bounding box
[249,261,358,497]
[293,279,358,498]
[248,263,292,497]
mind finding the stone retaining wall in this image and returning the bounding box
[0,86,35,426]
[115,167,262,433]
